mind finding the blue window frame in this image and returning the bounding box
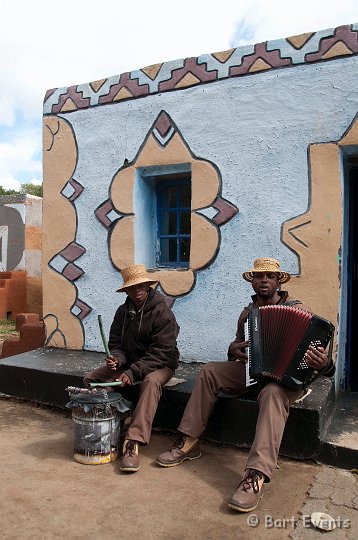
[157,177,191,267]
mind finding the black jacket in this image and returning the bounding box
[108,288,180,382]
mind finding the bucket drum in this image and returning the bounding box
[66,392,132,465]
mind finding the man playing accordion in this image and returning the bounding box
[156,257,334,513]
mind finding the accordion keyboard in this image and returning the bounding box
[244,320,256,387]
[300,340,322,370]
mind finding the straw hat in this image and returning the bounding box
[242,258,291,284]
[116,264,158,292]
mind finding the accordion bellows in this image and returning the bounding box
[247,305,335,389]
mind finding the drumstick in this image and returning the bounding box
[95,315,123,388]
[98,314,110,357]
[89,381,123,387]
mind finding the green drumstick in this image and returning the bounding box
[89,381,122,387]
[98,314,110,357]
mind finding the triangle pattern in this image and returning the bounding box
[60,98,78,112]
[322,41,353,59]
[141,63,163,80]
[286,32,314,49]
[90,79,107,92]
[212,48,235,63]
[113,87,134,101]
[249,58,272,73]
[175,72,201,89]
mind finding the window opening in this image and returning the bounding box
[156,175,191,267]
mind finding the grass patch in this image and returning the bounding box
[0,319,19,335]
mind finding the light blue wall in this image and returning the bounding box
[62,55,358,365]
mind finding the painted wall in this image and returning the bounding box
[42,24,358,387]
[0,195,42,315]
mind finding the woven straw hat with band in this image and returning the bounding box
[116,264,158,292]
[242,257,291,284]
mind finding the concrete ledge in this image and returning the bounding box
[0,348,336,462]
[0,348,101,407]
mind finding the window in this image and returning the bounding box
[157,176,191,267]
[134,166,191,269]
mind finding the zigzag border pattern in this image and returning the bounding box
[43,24,358,115]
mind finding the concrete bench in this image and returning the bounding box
[0,348,335,461]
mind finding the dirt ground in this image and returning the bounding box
[0,395,324,540]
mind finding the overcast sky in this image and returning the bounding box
[0,0,357,190]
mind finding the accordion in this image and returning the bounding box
[244,305,335,389]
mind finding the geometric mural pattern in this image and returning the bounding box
[44,24,358,115]
[49,241,86,283]
[60,178,84,202]
[96,110,239,302]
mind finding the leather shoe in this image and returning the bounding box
[119,439,140,472]
[156,435,201,467]
[228,468,265,512]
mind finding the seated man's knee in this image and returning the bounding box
[199,362,218,378]
[259,382,287,401]
[258,382,290,410]
[142,373,162,391]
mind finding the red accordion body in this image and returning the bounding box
[247,305,334,389]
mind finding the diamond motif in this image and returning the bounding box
[212,197,239,226]
[61,178,84,202]
[60,242,86,262]
[95,199,123,228]
[71,299,92,320]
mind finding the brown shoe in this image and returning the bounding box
[156,435,201,467]
[119,440,140,472]
[228,468,265,512]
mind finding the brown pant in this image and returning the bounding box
[84,365,174,444]
[178,361,304,480]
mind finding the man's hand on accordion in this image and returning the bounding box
[229,341,248,362]
[304,345,329,371]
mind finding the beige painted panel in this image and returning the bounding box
[191,161,220,210]
[47,331,66,348]
[43,314,58,336]
[190,213,219,270]
[282,143,342,329]
[110,216,135,270]
[42,116,83,349]
[135,133,219,211]
[150,269,195,296]
[43,117,78,181]
[109,123,220,296]
[111,166,135,213]
[135,134,192,167]
[43,266,84,349]
[42,118,77,258]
